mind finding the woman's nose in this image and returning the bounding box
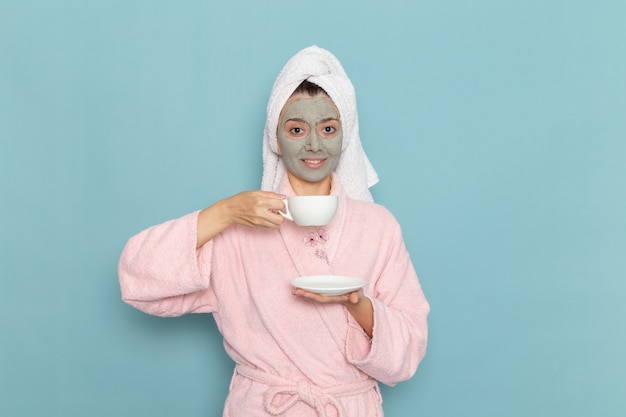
[305,131,322,151]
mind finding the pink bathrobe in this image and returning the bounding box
[118,177,429,417]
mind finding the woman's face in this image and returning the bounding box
[277,94,343,186]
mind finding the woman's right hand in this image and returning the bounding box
[196,191,286,248]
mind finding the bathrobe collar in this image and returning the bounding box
[277,173,348,277]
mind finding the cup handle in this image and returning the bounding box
[279,199,293,221]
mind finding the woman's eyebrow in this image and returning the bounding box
[318,117,339,124]
[286,118,308,124]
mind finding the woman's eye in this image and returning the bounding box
[290,127,303,135]
[323,126,336,134]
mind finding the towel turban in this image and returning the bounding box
[261,45,379,202]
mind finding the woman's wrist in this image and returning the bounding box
[344,295,374,338]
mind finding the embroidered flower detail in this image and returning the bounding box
[316,229,329,244]
[303,229,330,264]
[304,232,319,247]
[303,230,329,247]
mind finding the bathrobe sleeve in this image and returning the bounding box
[118,211,218,317]
[343,209,430,387]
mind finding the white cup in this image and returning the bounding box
[279,195,339,226]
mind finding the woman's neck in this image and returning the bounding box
[287,172,332,196]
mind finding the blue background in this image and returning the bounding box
[1,1,625,416]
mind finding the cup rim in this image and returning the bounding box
[287,195,338,199]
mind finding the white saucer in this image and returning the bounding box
[291,275,366,296]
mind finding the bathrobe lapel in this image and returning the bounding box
[270,175,353,368]
[277,174,347,277]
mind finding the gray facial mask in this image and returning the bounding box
[277,96,343,184]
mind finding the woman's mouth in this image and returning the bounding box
[301,158,326,169]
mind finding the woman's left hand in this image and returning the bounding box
[291,288,363,305]
[292,288,373,338]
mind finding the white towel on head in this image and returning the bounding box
[261,45,379,202]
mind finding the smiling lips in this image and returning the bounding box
[302,158,326,169]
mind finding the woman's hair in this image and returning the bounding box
[290,80,328,98]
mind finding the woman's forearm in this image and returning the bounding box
[196,200,233,248]
[345,295,374,338]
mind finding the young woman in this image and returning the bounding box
[119,45,429,417]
